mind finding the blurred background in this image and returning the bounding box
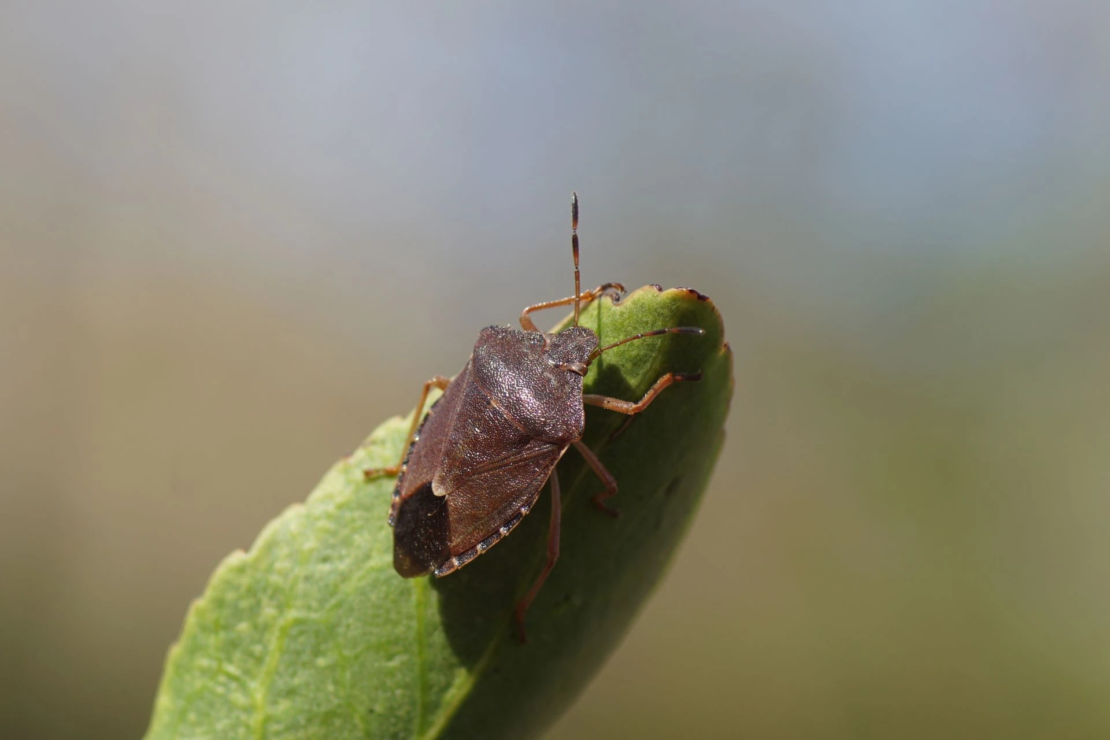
[2,2,1109,738]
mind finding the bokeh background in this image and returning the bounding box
[3,2,1109,738]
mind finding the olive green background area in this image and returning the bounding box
[4,3,1110,739]
[144,289,731,740]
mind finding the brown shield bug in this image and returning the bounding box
[365,194,703,641]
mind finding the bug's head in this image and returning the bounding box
[548,325,598,376]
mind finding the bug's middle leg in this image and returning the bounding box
[571,439,623,517]
[363,375,451,479]
[513,469,561,643]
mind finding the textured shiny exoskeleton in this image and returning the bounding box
[390,325,597,578]
[366,194,702,641]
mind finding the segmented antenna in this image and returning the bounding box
[571,192,581,327]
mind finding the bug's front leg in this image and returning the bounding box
[578,370,703,512]
[581,371,702,416]
[363,376,452,479]
[518,283,625,332]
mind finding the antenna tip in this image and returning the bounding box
[571,192,579,229]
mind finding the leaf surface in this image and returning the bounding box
[146,286,733,740]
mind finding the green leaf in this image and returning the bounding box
[145,285,733,740]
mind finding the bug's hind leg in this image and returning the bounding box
[363,376,452,479]
[514,470,562,643]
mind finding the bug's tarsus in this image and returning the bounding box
[364,466,400,480]
[571,192,581,328]
[594,499,621,518]
[514,470,562,643]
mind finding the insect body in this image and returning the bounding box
[366,194,702,641]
